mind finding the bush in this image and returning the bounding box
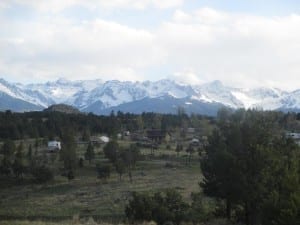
[96,164,111,180]
[31,165,54,183]
[126,189,189,225]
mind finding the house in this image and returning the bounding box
[47,141,61,152]
[123,131,130,136]
[147,129,165,143]
[190,138,200,146]
[90,135,110,144]
[187,128,196,134]
[286,132,300,145]
[100,136,110,143]
[131,131,147,142]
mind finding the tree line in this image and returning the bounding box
[0,109,214,141]
[125,109,300,225]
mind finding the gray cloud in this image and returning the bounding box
[0,5,300,90]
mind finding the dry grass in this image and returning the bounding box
[0,219,236,225]
[0,220,157,225]
[0,141,202,221]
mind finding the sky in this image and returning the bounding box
[0,0,300,90]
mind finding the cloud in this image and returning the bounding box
[0,16,166,83]
[4,0,184,12]
[158,8,300,90]
[170,69,204,85]
[1,5,300,90]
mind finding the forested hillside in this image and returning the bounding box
[0,109,299,225]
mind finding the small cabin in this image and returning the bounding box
[147,129,166,143]
[48,141,61,152]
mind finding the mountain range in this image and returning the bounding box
[0,77,299,116]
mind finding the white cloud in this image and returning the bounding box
[170,69,204,85]
[0,16,166,83]
[172,10,192,23]
[5,0,184,12]
[1,5,300,90]
[157,8,300,90]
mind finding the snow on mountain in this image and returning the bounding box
[138,79,195,99]
[1,77,300,114]
[192,80,244,109]
[277,90,300,110]
[0,78,51,108]
[24,78,104,108]
[78,79,195,109]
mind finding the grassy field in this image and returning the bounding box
[0,219,158,225]
[0,219,233,225]
[0,140,202,223]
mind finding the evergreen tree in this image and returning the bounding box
[27,144,33,162]
[103,140,119,164]
[201,110,299,225]
[115,159,126,181]
[0,139,16,176]
[84,142,95,164]
[175,143,183,157]
[12,142,26,179]
[186,144,195,165]
[120,144,140,182]
[60,131,77,175]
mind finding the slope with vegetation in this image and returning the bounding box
[0,109,299,225]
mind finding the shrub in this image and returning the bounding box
[126,189,189,225]
[96,164,111,180]
[31,165,54,183]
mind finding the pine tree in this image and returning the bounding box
[60,131,77,176]
[84,142,95,164]
[27,144,33,162]
[13,142,26,179]
[0,140,16,176]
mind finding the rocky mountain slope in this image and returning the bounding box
[0,78,299,115]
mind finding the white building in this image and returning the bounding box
[100,136,110,143]
[48,141,61,151]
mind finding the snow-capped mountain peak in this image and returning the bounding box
[1,77,300,115]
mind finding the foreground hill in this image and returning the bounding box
[43,104,81,114]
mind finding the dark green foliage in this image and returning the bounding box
[0,109,216,142]
[0,139,16,176]
[103,141,119,164]
[115,159,126,181]
[103,141,140,182]
[82,129,90,142]
[44,104,81,114]
[30,165,54,183]
[84,142,95,164]
[175,143,183,156]
[96,164,111,180]
[125,189,189,225]
[0,158,12,176]
[27,144,33,161]
[188,192,215,223]
[12,142,26,178]
[120,144,140,182]
[185,144,195,164]
[201,109,300,225]
[1,139,16,160]
[78,157,84,168]
[67,170,74,180]
[60,131,77,171]
[120,144,140,168]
